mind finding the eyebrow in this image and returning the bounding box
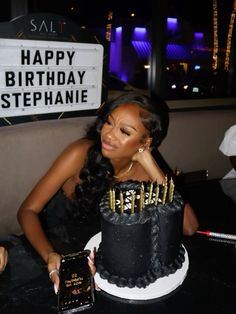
[109,114,138,132]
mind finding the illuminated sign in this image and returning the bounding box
[0,38,103,117]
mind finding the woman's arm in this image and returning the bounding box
[132,148,199,235]
[182,202,199,235]
[17,139,90,261]
[132,148,165,184]
[0,246,8,272]
[17,139,91,292]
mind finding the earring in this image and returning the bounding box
[138,148,144,153]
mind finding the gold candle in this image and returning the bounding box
[162,175,168,204]
[148,182,153,204]
[120,191,124,214]
[131,191,135,214]
[112,188,116,212]
[109,189,112,210]
[142,182,145,207]
[154,183,159,205]
[168,178,175,203]
[139,187,143,212]
[139,188,142,212]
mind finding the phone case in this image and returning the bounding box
[58,250,95,313]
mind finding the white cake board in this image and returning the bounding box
[85,232,189,301]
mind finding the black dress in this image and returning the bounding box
[0,190,101,312]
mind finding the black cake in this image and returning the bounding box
[96,180,185,288]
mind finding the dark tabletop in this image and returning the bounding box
[1,179,236,314]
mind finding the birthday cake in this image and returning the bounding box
[95,180,185,289]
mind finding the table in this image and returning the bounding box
[1,180,236,314]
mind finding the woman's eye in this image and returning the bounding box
[120,128,130,136]
[105,120,112,125]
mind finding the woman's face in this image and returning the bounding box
[100,103,150,159]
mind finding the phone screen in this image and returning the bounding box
[58,251,95,313]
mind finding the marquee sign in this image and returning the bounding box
[0,38,104,117]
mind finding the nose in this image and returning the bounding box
[106,126,117,141]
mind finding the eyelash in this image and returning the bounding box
[120,128,130,136]
[105,119,130,136]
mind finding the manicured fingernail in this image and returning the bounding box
[54,283,58,295]
[88,256,94,265]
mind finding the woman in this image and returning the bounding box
[17,92,198,294]
[0,246,8,273]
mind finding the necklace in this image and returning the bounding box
[113,161,134,179]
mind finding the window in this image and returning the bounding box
[0,0,235,127]
[108,0,236,101]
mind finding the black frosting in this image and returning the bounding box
[96,181,185,288]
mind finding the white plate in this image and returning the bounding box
[85,232,189,301]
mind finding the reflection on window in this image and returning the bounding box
[109,0,236,100]
[0,0,235,103]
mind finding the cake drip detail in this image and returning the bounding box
[96,180,185,288]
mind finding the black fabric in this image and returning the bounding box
[39,189,100,254]
[0,190,100,306]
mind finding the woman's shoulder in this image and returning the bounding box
[67,138,93,151]
[61,138,93,159]
[49,139,94,176]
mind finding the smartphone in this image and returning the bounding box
[58,250,95,313]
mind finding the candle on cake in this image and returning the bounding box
[162,175,168,204]
[120,191,124,214]
[168,177,175,203]
[139,183,144,212]
[131,191,135,214]
[154,183,159,205]
[148,182,153,204]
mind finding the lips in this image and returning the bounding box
[101,139,117,151]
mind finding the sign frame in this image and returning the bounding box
[0,38,104,118]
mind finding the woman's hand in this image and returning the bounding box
[0,246,8,273]
[88,248,100,291]
[88,248,96,275]
[47,251,61,294]
[132,148,165,184]
[132,147,152,163]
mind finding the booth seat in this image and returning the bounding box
[0,109,236,236]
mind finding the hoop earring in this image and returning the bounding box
[138,148,144,153]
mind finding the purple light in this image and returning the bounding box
[167,17,178,32]
[167,44,192,60]
[132,27,151,59]
[121,73,128,82]
[131,41,151,59]
[116,26,122,35]
[133,27,148,41]
[194,32,204,41]
[193,32,204,49]
[109,27,123,75]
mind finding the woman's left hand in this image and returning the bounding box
[88,248,101,291]
[88,247,96,275]
[48,251,61,294]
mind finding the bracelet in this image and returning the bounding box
[49,268,59,279]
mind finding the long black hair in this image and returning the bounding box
[75,92,166,219]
